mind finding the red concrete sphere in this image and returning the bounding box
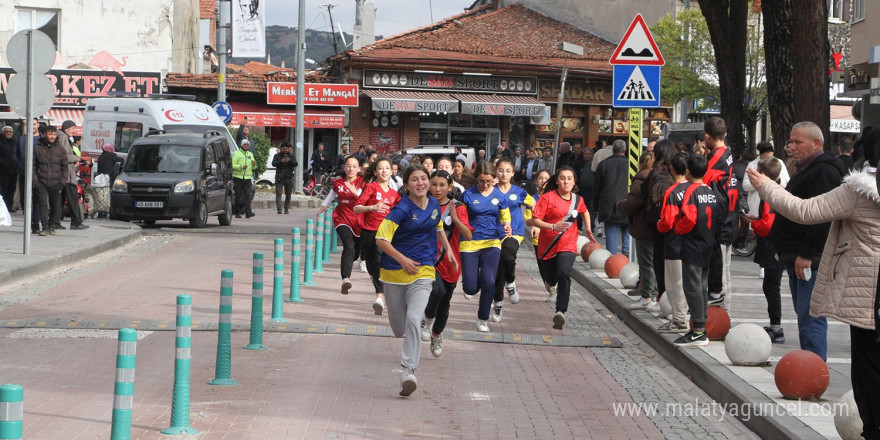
[603,254,630,278]
[689,307,731,341]
[581,241,603,262]
[774,350,830,400]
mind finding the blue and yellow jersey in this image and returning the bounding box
[496,185,534,243]
[529,192,540,245]
[376,196,443,285]
[459,186,511,252]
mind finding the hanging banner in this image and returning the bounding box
[231,0,266,58]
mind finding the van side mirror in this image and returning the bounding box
[210,163,218,176]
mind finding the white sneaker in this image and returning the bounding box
[545,285,557,303]
[463,291,474,300]
[552,311,566,329]
[373,297,385,315]
[627,298,652,310]
[507,282,520,304]
[360,260,368,273]
[491,301,503,322]
[645,299,661,313]
[420,316,433,342]
[759,267,765,279]
[399,368,417,397]
[341,278,352,295]
[430,334,443,358]
[477,319,489,332]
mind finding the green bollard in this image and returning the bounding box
[303,220,315,286]
[287,228,303,302]
[314,214,325,273]
[330,203,339,253]
[162,295,199,435]
[209,270,238,386]
[111,328,137,440]
[271,239,286,322]
[323,208,332,263]
[0,384,23,440]
[245,253,268,349]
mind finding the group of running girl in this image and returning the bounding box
[320,154,594,397]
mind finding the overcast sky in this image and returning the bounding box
[266,0,475,40]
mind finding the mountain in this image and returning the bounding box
[229,25,384,68]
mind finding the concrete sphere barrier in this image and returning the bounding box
[705,307,731,340]
[619,262,639,288]
[604,254,630,278]
[834,390,862,440]
[724,323,772,366]
[588,249,612,270]
[658,294,672,318]
[581,241,603,262]
[774,350,830,399]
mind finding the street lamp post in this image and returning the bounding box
[294,0,306,193]
[550,42,584,174]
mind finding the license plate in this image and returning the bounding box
[135,201,164,208]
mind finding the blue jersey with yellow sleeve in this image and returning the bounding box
[459,186,511,252]
[496,185,534,242]
[376,196,443,285]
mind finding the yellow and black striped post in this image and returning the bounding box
[627,108,643,190]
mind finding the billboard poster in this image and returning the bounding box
[231,0,266,58]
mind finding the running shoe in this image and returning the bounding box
[430,334,443,358]
[373,297,385,315]
[673,330,709,347]
[491,301,503,322]
[463,291,474,300]
[360,260,368,273]
[552,311,565,330]
[420,316,433,342]
[759,267,765,279]
[545,285,557,303]
[708,293,726,307]
[477,320,489,332]
[627,289,641,297]
[341,278,352,295]
[507,282,520,304]
[657,321,688,333]
[764,326,786,344]
[627,298,656,310]
[400,368,417,397]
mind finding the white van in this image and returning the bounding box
[81,96,237,162]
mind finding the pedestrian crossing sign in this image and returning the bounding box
[612,65,661,108]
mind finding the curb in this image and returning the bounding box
[3,227,142,286]
[570,265,825,440]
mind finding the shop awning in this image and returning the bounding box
[362,89,459,113]
[228,102,345,128]
[452,93,546,117]
[46,108,84,136]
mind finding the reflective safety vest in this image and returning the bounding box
[232,149,255,179]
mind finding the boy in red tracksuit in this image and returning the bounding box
[746,157,786,343]
[655,153,691,333]
[673,154,721,347]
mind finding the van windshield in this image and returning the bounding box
[125,144,202,173]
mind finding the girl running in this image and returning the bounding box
[376,164,457,397]
[530,166,595,329]
[459,161,512,332]
[527,169,555,301]
[491,158,534,322]
[318,156,363,295]
[420,170,472,358]
[421,156,434,175]
[354,158,401,315]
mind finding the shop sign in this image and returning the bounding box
[0,67,161,108]
[267,82,359,106]
[372,99,458,113]
[364,69,537,95]
[846,62,880,94]
[229,112,345,128]
[830,119,860,133]
[538,80,612,105]
[460,102,544,116]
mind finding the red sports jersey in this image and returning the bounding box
[676,182,719,268]
[357,182,401,231]
[532,190,586,260]
[331,176,364,236]
[435,201,471,283]
[752,200,774,238]
[657,181,689,260]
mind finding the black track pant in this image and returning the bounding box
[652,231,665,296]
[851,325,880,440]
[336,225,360,280]
[425,277,456,335]
[544,252,576,313]
[360,229,383,293]
[493,237,520,302]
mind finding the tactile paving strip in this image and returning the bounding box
[0,318,622,348]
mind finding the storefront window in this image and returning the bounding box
[450,114,472,128]
[419,113,448,146]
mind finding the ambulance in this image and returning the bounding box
[81,96,237,162]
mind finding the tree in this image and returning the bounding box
[760,0,830,154]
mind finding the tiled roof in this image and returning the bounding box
[200,0,216,20]
[165,63,331,94]
[341,4,615,73]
